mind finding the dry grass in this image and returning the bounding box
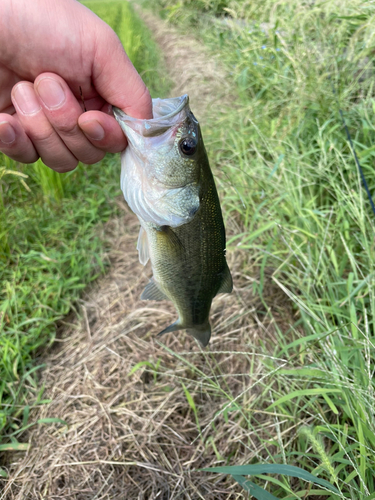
[2,209,283,499]
[1,10,293,499]
[138,9,235,120]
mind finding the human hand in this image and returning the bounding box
[0,0,152,172]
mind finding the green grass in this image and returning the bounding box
[2,0,375,495]
[0,0,170,457]
[141,0,375,497]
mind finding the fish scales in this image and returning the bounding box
[146,169,225,323]
[114,95,232,346]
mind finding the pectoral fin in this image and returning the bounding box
[141,279,171,301]
[137,226,149,265]
[156,225,185,257]
[217,263,233,294]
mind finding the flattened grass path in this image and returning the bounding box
[1,10,277,500]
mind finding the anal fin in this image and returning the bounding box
[141,279,170,301]
[157,320,181,336]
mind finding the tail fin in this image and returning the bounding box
[187,322,211,347]
[157,320,211,347]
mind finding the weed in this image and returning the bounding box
[143,0,375,496]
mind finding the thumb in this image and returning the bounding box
[92,26,152,120]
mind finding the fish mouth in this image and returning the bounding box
[151,94,189,121]
[114,94,195,157]
[113,94,190,129]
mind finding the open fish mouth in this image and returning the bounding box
[113,94,190,137]
[113,93,200,227]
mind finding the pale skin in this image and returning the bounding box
[0,0,152,172]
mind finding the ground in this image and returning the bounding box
[1,11,285,500]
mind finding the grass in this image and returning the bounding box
[2,0,375,497]
[0,0,170,457]
[139,0,375,497]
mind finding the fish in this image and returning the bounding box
[113,95,232,347]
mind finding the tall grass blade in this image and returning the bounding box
[203,464,340,493]
[32,158,64,203]
[232,475,279,500]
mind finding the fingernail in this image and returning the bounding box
[0,122,16,144]
[36,77,66,109]
[13,83,41,115]
[80,120,105,141]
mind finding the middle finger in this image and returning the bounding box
[34,73,105,165]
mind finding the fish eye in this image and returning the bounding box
[179,137,197,156]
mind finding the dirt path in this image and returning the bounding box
[1,11,272,500]
[139,10,234,119]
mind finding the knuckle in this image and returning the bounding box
[55,120,79,137]
[32,127,56,143]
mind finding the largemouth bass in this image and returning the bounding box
[114,95,232,346]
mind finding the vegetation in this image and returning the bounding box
[141,0,375,497]
[0,0,169,457]
[2,0,375,497]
